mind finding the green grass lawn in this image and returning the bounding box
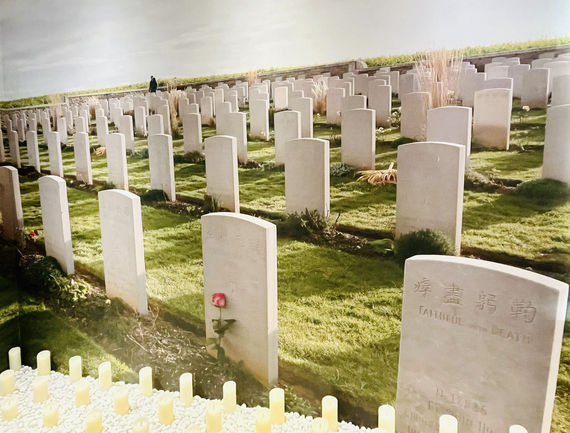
[5,95,570,431]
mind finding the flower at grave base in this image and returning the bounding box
[212,293,226,308]
[29,230,39,237]
[522,106,530,112]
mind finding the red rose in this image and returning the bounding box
[212,293,226,307]
[33,230,39,236]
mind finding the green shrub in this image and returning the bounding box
[391,136,415,147]
[512,178,570,206]
[239,159,262,169]
[370,238,395,257]
[278,209,337,240]
[203,195,223,214]
[173,151,204,164]
[141,189,169,203]
[394,229,455,266]
[99,181,117,191]
[130,148,149,159]
[330,162,356,177]
[261,162,285,172]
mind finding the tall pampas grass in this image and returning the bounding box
[248,70,258,87]
[314,81,328,115]
[168,89,184,131]
[414,49,464,108]
[47,94,62,121]
[87,96,99,118]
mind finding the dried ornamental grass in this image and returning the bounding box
[94,147,106,156]
[248,70,258,87]
[87,96,100,118]
[414,49,463,108]
[314,80,328,115]
[357,162,397,185]
[47,94,62,121]
[168,89,184,130]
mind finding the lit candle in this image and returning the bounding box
[69,356,82,384]
[312,417,329,433]
[114,386,129,415]
[159,393,175,425]
[255,408,271,433]
[439,414,458,433]
[0,370,15,396]
[180,372,193,406]
[1,396,18,421]
[509,426,528,433]
[85,408,103,433]
[33,376,49,403]
[43,402,59,427]
[139,366,152,397]
[133,417,150,433]
[322,395,338,432]
[37,350,51,376]
[205,401,222,433]
[269,388,285,425]
[98,361,112,391]
[8,347,21,371]
[223,381,236,414]
[75,378,91,406]
[378,404,395,433]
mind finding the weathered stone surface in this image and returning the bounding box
[201,213,278,386]
[73,132,93,185]
[274,110,301,165]
[106,133,129,191]
[182,113,202,154]
[521,68,550,109]
[289,97,313,138]
[473,88,512,149]
[148,134,176,201]
[217,112,248,163]
[26,131,41,172]
[396,255,568,433]
[46,131,64,177]
[341,108,376,170]
[427,106,473,169]
[0,166,24,242]
[542,104,570,187]
[204,135,239,212]
[400,92,432,141]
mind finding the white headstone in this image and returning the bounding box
[148,134,176,201]
[400,74,418,96]
[148,114,164,137]
[73,132,93,185]
[99,190,148,315]
[46,131,64,177]
[461,72,487,108]
[217,112,248,164]
[288,97,313,138]
[106,133,128,191]
[473,88,512,149]
[400,92,432,141]
[396,142,465,252]
[341,108,376,170]
[249,99,269,140]
[274,110,301,165]
[368,84,392,127]
[0,166,24,242]
[8,130,21,168]
[484,78,514,90]
[486,65,509,79]
[57,117,67,145]
[201,213,278,386]
[182,113,202,154]
[551,74,570,106]
[201,96,214,125]
[354,74,369,95]
[274,86,288,110]
[341,95,367,115]
[39,176,75,274]
[326,88,345,126]
[521,68,550,109]
[26,131,41,173]
[204,135,239,212]
[542,104,570,187]
[285,138,330,216]
[427,106,473,169]
[75,116,87,134]
[157,105,171,135]
[508,64,531,98]
[396,255,568,433]
[134,106,147,136]
[543,61,570,89]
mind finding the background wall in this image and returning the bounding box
[0,0,569,100]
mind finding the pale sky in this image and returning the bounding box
[0,0,569,100]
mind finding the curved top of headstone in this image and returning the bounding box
[38,175,66,188]
[0,165,18,176]
[204,135,236,145]
[285,137,329,148]
[201,212,275,231]
[274,110,300,119]
[99,189,140,204]
[398,141,464,154]
[474,87,512,98]
[428,106,472,114]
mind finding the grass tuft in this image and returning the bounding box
[512,178,570,207]
[394,229,456,266]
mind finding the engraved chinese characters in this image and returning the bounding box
[201,213,278,387]
[396,256,568,433]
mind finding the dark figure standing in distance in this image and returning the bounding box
[149,76,158,93]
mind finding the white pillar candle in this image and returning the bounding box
[133,417,150,433]
[0,370,15,396]
[98,361,112,391]
[139,366,152,397]
[509,426,528,433]
[75,378,91,406]
[43,402,59,427]
[378,404,395,433]
[439,415,458,433]
[205,401,222,433]
[255,408,271,433]
[322,396,338,432]
[180,372,193,406]
[269,388,285,425]
[223,381,236,414]
[158,393,175,425]
[1,396,18,421]
[33,376,49,403]
[114,387,129,415]
[69,356,82,384]
[37,350,51,376]
[312,417,329,433]
[8,347,21,371]
[85,408,103,433]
